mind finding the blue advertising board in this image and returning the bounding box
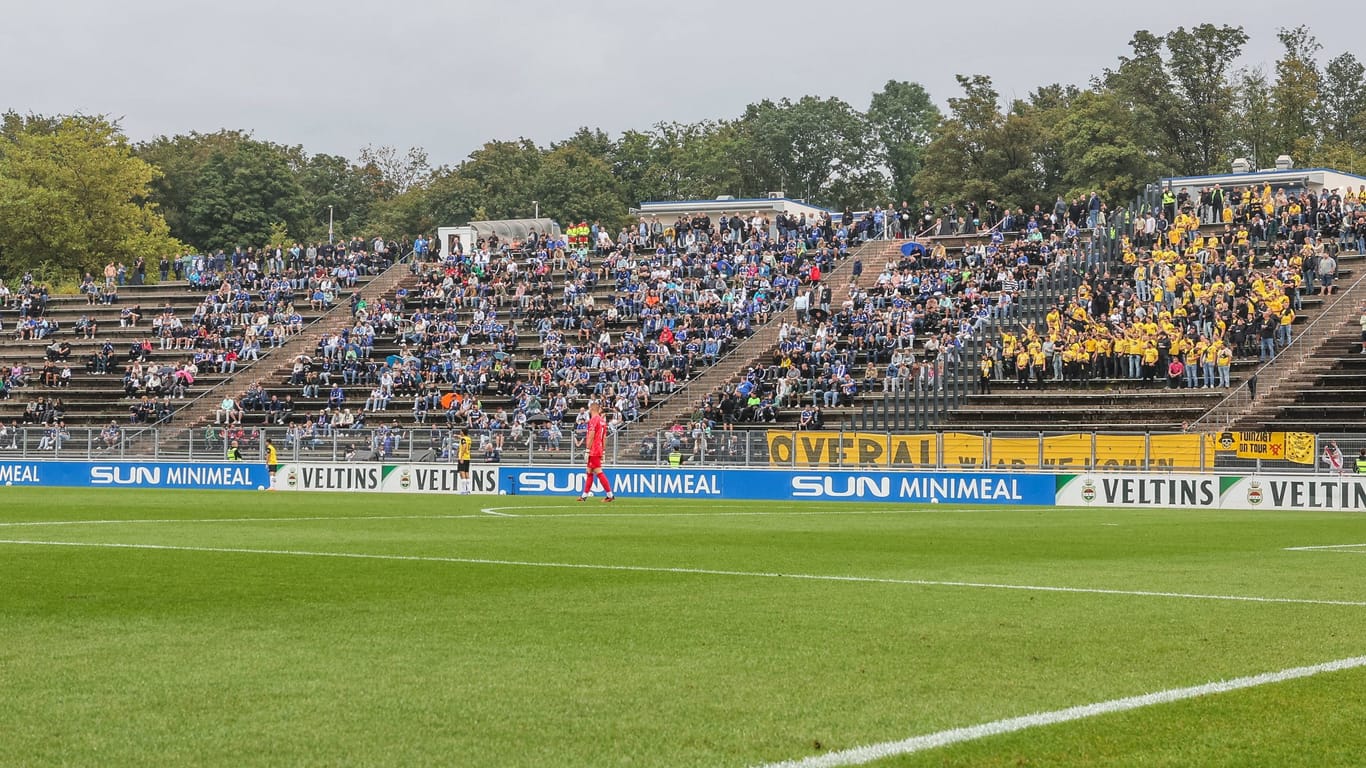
[504,466,1054,505]
[0,461,269,490]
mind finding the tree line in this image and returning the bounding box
[2,23,1364,284]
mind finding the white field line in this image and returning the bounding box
[754,654,1366,768]
[0,539,1363,608]
[0,514,492,528]
[1285,543,1366,553]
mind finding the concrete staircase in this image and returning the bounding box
[1190,258,1366,432]
[119,257,419,454]
[1230,267,1366,431]
[622,239,907,438]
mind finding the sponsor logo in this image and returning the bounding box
[516,471,583,494]
[0,464,41,484]
[90,465,255,487]
[91,466,161,485]
[1247,481,1263,506]
[399,469,412,490]
[1081,480,1097,503]
[1266,479,1366,510]
[792,475,891,498]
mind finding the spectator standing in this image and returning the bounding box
[1317,251,1337,295]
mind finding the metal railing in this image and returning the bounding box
[1191,265,1366,430]
[9,426,1359,476]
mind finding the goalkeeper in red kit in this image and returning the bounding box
[579,400,615,502]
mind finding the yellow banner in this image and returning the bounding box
[1212,431,1313,465]
[766,431,1210,469]
[1284,432,1315,465]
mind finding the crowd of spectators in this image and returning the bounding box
[983,183,1359,390]
[0,235,399,430]
[270,212,850,454]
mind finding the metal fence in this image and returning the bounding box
[6,426,1361,476]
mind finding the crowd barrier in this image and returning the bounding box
[3,462,1361,511]
[0,460,269,490]
[765,430,1318,469]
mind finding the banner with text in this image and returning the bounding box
[767,431,1208,470]
[0,461,268,490]
[273,463,500,494]
[1056,473,1365,511]
[1211,431,1315,465]
[505,466,1055,505]
[1223,474,1366,511]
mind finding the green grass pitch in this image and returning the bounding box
[1,487,1365,767]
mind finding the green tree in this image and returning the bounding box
[608,128,667,208]
[1165,24,1249,173]
[532,144,626,228]
[184,139,309,251]
[866,80,942,204]
[1320,53,1366,144]
[134,130,250,244]
[1024,84,1080,199]
[737,96,881,205]
[0,115,179,280]
[297,152,383,242]
[1052,90,1164,204]
[1101,31,1184,173]
[915,75,1007,208]
[552,127,614,160]
[1271,25,1322,159]
[456,139,544,220]
[1231,67,1277,169]
[355,144,432,198]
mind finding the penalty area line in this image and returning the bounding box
[753,653,1366,768]
[0,539,1362,608]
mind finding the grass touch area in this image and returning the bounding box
[0,488,1364,767]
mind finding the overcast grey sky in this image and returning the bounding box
[3,1,1360,166]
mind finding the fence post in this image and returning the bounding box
[838,425,845,469]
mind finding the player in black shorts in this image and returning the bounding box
[457,429,473,494]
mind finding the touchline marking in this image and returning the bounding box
[754,654,1366,768]
[0,514,493,528]
[1285,543,1366,553]
[0,539,1363,608]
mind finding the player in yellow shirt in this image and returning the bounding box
[457,428,474,494]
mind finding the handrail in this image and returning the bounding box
[1189,262,1366,431]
